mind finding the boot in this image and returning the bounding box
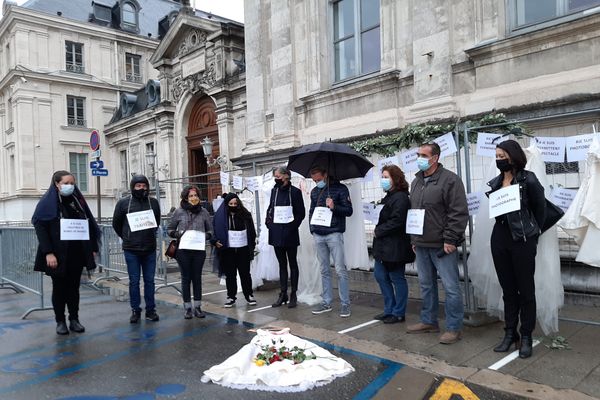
[493,328,520,352]
[56,321,69,335]
[288,292,297,308]
[272,291,288,307]
[69,319,85,333]
[519,335,533,358]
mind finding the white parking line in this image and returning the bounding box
[202,289,227,296]
[488,340,540,370]
[337,320,379,334]
[247,305,273,313]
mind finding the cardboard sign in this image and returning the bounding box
[566,133,595,162]
[476,133,507,158]
[179,230,206,251]
[550,187,578,212]
[466,192,484,216]
[126,209,157,232]
[401,148,419,172]
[378,155,399,172]
[310,206,333,227]
[245,176,261,192]
[232,175,244,190]
[220,171,230,186]
[488,184,520,218]
[228,229,248,248]
[406,209,425,235]
[535,137,567,163]
[60,219,90,241]
[433,132,458,159]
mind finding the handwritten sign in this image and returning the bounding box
[362,203,383,224]
[246,176,261,192]
[466,192,484,216]
[273,206,294,224]
[228,230,248,248]
[476,133,507,158]
[406,209,425,235]
[220,171,230,186]
[378,155,399,172]
[60,219,90,240]
[488,184,520,218]
[434,132,458,159]
[401,148,419,172]
[179,230,206,251]
[310,206,333,227]
[550,187,578,212]
[566,133,595,162]
[126,209,157,232]
[535,137,566,163]
[232,175,244,190]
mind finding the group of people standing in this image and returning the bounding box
[32,139,546,358]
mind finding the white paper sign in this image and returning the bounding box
[274,206,294,224]
[535,137,567,163]
[126,209,157,232]
[466,192,484,216]
[372,205,383,224]
[476,133,507,158]
[220,171,230,186]
[212,197,224,212]
[246,176,261,192]
[378,155,399,172]
[179,230,206,251]
[310,206,333,227]
[551,187,578,212]
[406,209,425,235]
[566,133,595,162]
[232,175,244,190]
[263,171,274,183]
[401,148,419,172]
[60,219,90,240]
[433,132,458,159]
[488,184,521,218]
[228,229,248,248]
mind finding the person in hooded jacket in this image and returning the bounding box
[112,175,161,323]
[32,170,101,335]
[167,185,213,319]
[372,165,414,324]
[212,193,257,308]
[265,167,305,308]
[487,140,546,359]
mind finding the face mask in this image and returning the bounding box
[380,178,392,192]
[228,205,238,212]
[274,178,284,187]
[188,198,200,206]
[59,184,75,196]
[496,159,512,172]
[132,188,148,199]
[316,180,326,189]
[417,157,431,172]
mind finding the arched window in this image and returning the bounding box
[122,2,137,27]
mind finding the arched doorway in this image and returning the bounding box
[187,96,220,201]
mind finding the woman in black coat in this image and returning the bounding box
[32,170,100,335]
[487,140,546,359]
[372,165,413,324]
[265,167,305,308]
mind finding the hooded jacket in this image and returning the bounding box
[112,175,161,253]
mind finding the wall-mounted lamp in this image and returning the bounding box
[200,136,228,168]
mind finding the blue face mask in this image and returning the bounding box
[416,157,431,172]
[380,178,392,192]
[59,184,75,196]
[316,180,326,189]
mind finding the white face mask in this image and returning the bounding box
[59,184,75,196]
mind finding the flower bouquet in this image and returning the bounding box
[253,338,317,366]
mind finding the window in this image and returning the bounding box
[93,4,112,24]
[65,41,84,73]
[67,96,86,127]
[512,0,600,29]
[125,53,141,83]
[69,153,88,192]
[145,142,156,189]
[120,150,129,189]
[121,1,139,30]
[333,0,380,82]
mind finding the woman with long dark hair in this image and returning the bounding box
[487,139,546,358]
[167,185,213,319]
[32,170,101,335]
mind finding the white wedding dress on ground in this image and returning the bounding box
[201,328,354,392]
[468,143,564,335]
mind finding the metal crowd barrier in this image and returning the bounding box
[0,227,53,319]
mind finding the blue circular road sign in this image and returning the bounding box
[90,130,100,151]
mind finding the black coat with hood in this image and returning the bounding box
[112,175,161,253]
[265,183,305,247]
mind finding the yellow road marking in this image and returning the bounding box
[429,378,480,400]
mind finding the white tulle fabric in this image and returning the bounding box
[201,328,354,392]
[468,142,564,334]
[558,134,600,267]
[342,180,371,271]
[253,180,280,281]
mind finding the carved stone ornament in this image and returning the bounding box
[172,63,217,102]
[177,29,208,58]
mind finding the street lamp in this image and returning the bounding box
[200,136,227,168]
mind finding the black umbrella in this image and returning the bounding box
[287,142,374,180]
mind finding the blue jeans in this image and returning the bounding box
[415,247,464,331]
[373,260,407,317]
[124,250,157,312]
[314,232,350,307]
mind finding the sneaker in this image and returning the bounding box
[184,308,193,319]
[311,303,332,315]
[246,295,257,306]
[224,298,236,308]
[374,312,391,321]
[383,315,405,324]
[339,305,351,318]
[130,310,141,324]
[145,310,160,322]
[406,322,440,334]
[439,331,462,344]
[194,306,206,318]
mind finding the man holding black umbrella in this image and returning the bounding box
[308,166,353,317]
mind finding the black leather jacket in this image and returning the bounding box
[486,170,546,242]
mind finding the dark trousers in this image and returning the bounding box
[51,258,84,323]
[220,247,253,300]
[274,246,299,293]
[175,249,206,303]
[491,222,538,336]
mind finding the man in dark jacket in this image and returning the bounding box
[112,175,161,323]
[308,167,353,317]
[407,143,469,344]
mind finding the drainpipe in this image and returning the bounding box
[114,40,119,102]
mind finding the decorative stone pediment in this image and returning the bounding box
[176,29,207,58]
[172,63,216,102]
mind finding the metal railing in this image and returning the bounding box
[66,63,85,74]
[67,118,86,127]
[125,72,142,83]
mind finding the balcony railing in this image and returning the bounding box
[66,63,85,74]
[125,72,142,83]
[67,118,86,127]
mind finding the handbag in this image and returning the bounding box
[165,239,178,258]
[541,198,564,233]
